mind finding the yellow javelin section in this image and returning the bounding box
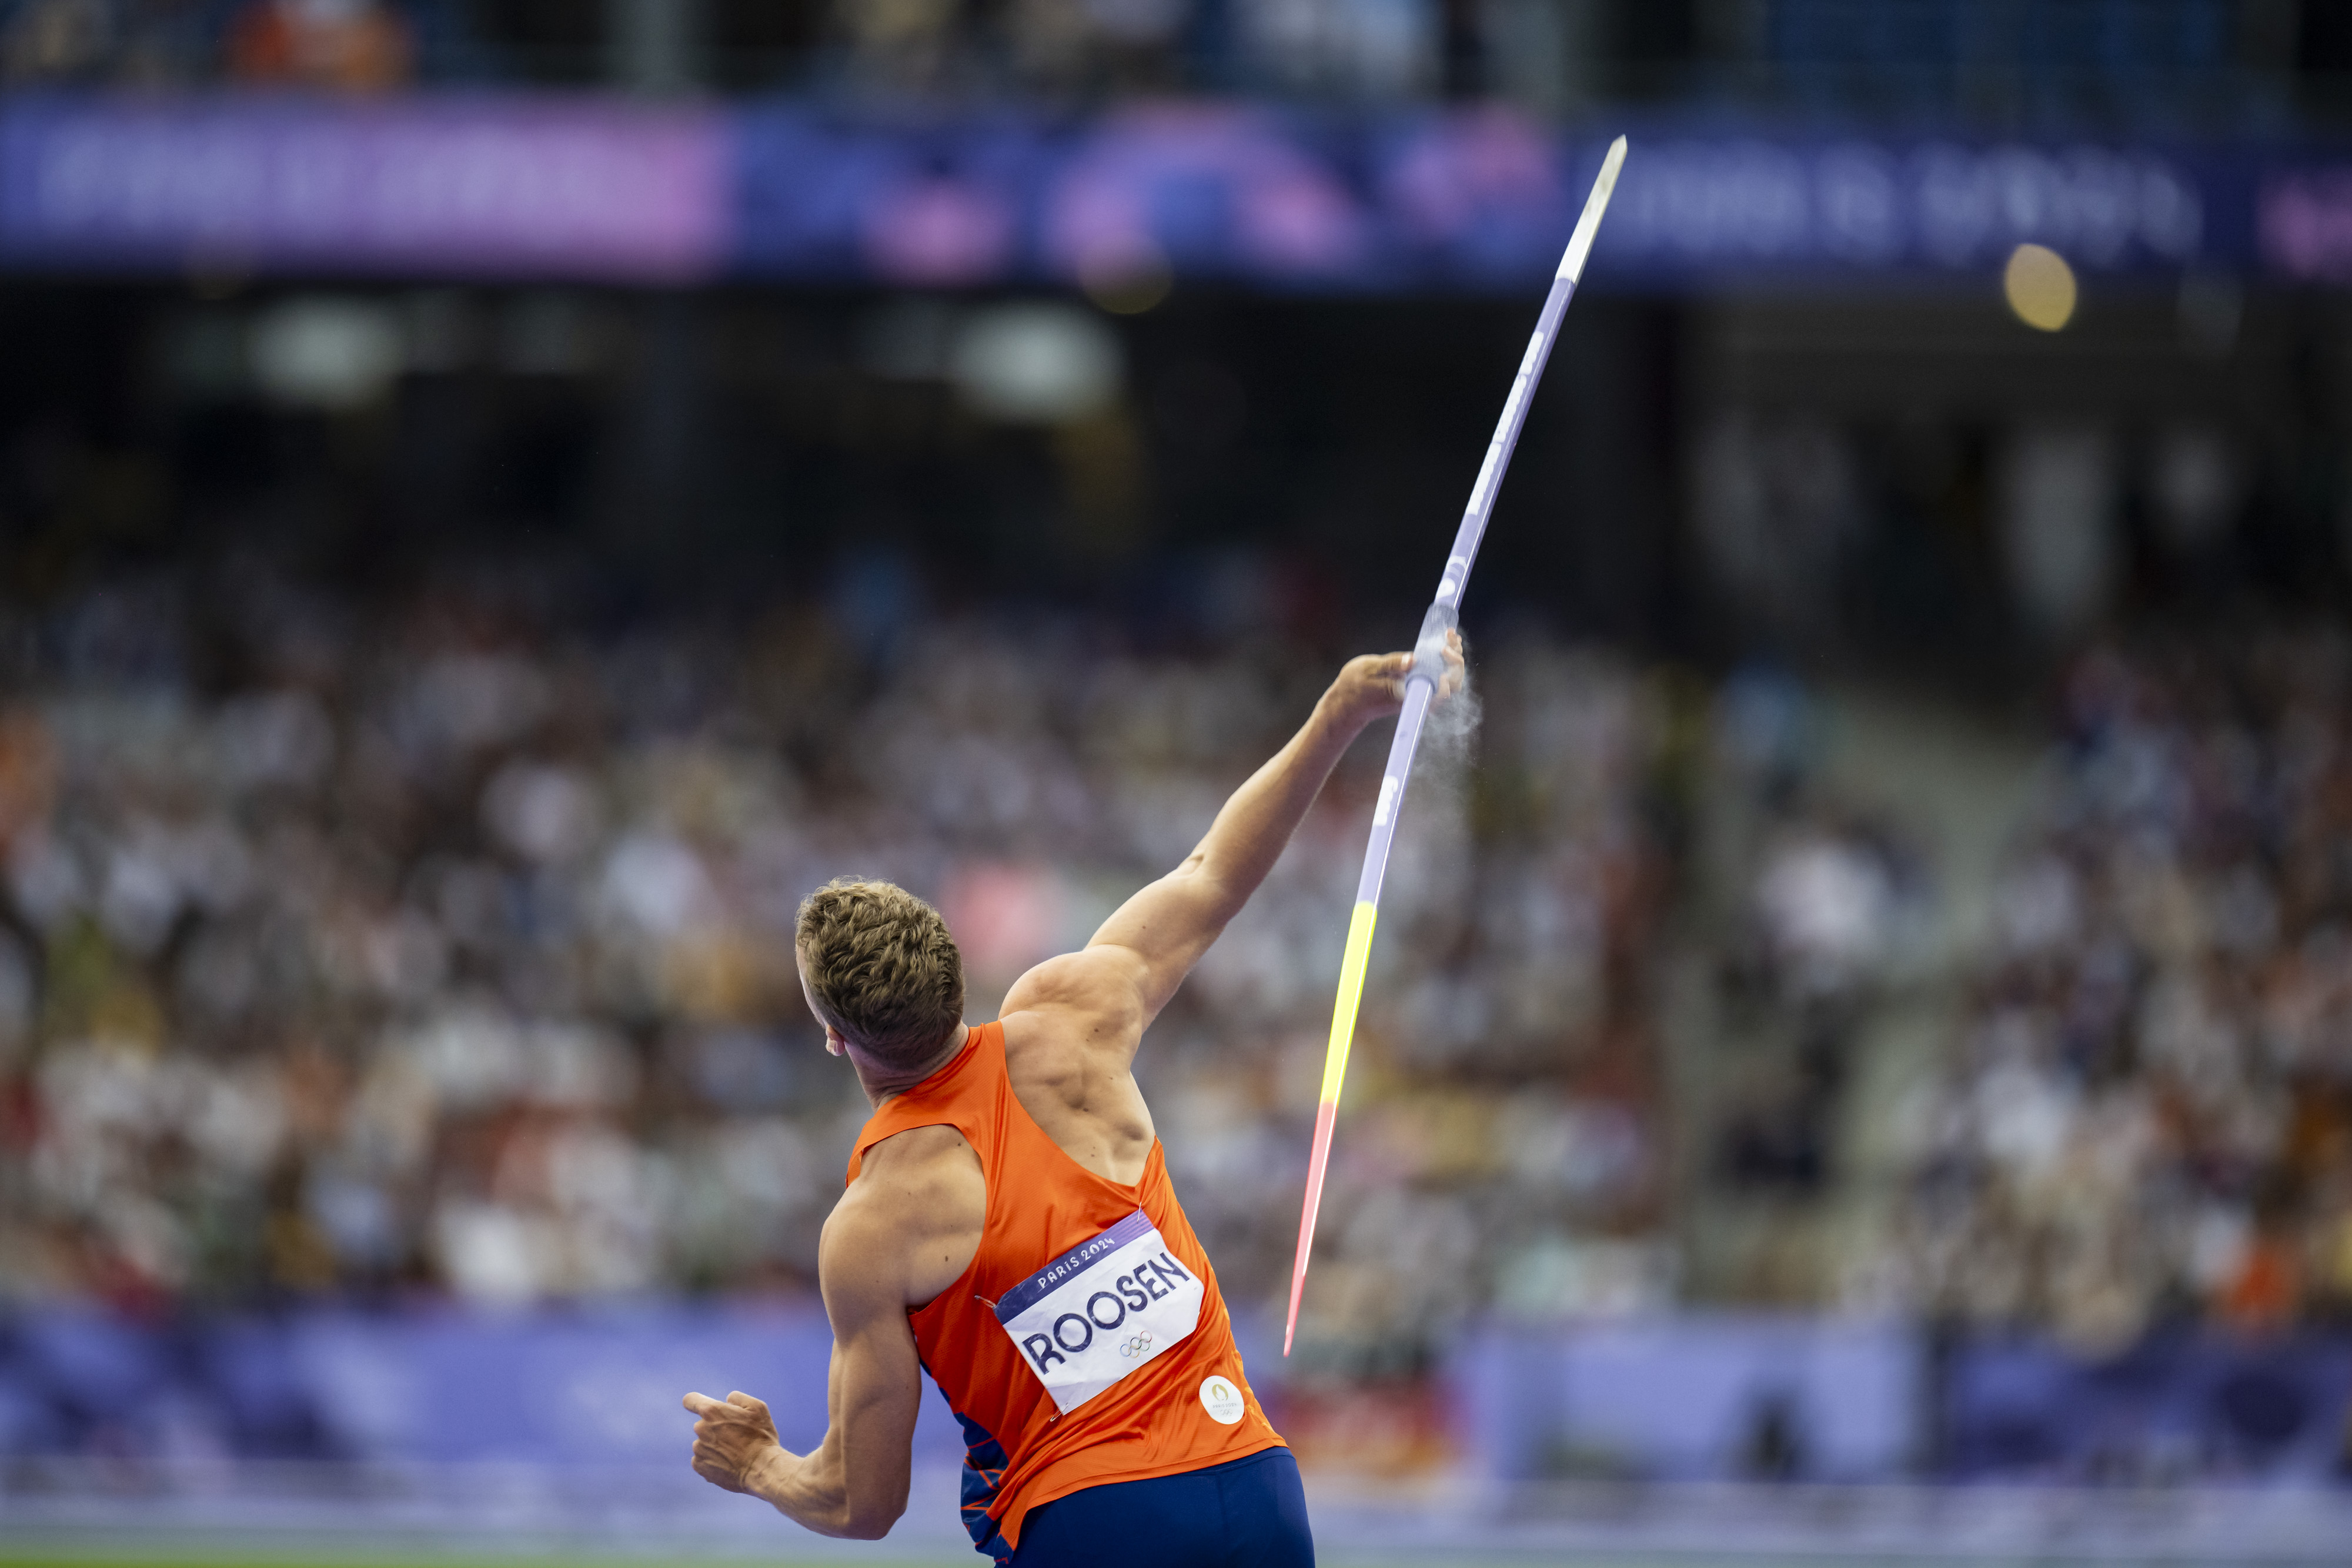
[1318,901,1379,1104]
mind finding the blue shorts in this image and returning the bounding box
[1007,1447,1314,1568]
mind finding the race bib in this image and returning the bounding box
[994,1209,1204,1415]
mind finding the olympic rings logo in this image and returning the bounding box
[1119,1333,1154,1359]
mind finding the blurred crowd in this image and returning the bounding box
[0,0,1466,98]
[4,0,425,90]
[0,566,1676,1373]
[1905,633,2352,1349]
[0,0,2283,108]
[15,552,2352,1365]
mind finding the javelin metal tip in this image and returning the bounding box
[1555,134,1628,285]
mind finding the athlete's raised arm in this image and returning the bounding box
[1008,634,1463,1037]
[682,1126,980,1539]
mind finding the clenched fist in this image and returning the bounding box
[683,1389,788,1499]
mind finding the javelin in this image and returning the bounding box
[1282,136,1626,1358]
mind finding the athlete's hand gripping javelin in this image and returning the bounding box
[1348,633,1471,713]
[678,633,1466,1540]
[1097,627,1469,1019]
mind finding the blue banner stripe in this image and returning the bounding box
[993,1210,1156,1323]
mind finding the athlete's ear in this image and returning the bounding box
[823,1024,846,1058]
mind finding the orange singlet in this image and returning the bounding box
[845,1022,1284,1561]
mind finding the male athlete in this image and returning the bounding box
[682,633,1462,1566]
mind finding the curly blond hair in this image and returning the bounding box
[794,878,966,1069]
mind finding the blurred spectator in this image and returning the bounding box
[832,0,962,93]
[3,0,111,80]
[226,0,412,91]
[1237,0,1436,98]
[1001,0,1193,95]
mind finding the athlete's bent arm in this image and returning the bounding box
[1039,634,1464,1029]
[683,1145,956,1539]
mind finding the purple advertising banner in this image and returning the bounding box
[0,92,2304,290]
[0,94,730,282]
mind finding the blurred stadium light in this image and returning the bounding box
[948,302,1124,423]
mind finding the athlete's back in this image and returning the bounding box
[847,1019,1278,1559]
[682,634,1463,1567]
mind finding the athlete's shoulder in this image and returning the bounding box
[1001,947,1146,1039]
[828,1123,984,1310]
[840,1122,979,1216]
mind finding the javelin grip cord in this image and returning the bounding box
[1284,136,1627,1357]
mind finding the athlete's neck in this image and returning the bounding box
[848,1024,970,1106]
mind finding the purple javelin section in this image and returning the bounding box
[993,1209,1155,1325]
[0,93,730,282]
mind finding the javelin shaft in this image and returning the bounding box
[1283,136,1626,1358]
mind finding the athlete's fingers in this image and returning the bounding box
[691,1452,750,1495]
[726,1391,773,1422]
[1334,650,1415,720]
[1437,628,1468,700]
[690,1433,731,1488]
[682,1401,753,1439]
